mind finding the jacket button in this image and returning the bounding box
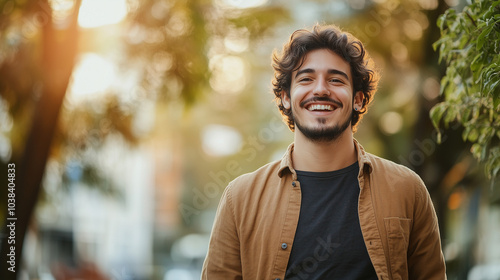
[281,243,288,250]
[291,181,296,187]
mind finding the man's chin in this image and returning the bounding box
[292,111,353,142]
[296,125,349,142]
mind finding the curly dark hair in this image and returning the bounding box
[271,24,379,132]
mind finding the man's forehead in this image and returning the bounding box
[293,49,352,79]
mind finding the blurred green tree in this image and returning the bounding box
[431,0,500,181]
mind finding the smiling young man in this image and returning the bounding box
[201,24,446,280]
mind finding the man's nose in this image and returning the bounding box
[313,79,330,96]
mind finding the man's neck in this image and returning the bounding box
[292,129,357,172]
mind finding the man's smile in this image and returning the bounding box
[306,104,335,111]
[300,97,343,114]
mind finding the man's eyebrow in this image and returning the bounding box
[295,68,314,78]
[328,69,349,80]
[294,68,349,80]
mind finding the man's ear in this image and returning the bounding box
[353,91,364,111]
[281,91,291,109]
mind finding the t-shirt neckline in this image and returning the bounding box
[295,161,359,178]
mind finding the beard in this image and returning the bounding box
[293,108,353,143]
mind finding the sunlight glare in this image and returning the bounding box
[216,0,268,9]
[78,0,128,28]
[49,0,75,24]
[67,53,116,101]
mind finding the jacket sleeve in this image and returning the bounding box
[201,184,242,280]
[407,180,447,280]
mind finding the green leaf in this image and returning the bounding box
[477,25,494,50]
[430,103,448,128]
[468,127,480,142]
[492,163,500,179]
[478,126,494,143]
[437,14,445,30]
[470,53,484,72]
[463,126,471,141]
[471,143,483,159]
[461,106,472,123]
[444,104,459,124]
[494,97,500,109]
[434,0,500,181]
[433,37,447,51]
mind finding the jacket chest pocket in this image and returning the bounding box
[384,217,412,280]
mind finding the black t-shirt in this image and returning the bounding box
[285,162,378,280]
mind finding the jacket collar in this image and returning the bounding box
[278,143,296,178]
[277,139,373,178]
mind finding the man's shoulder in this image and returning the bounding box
[224,159,283,200]
[363,152,433,208]
[365,152,425,187]
[229,159,282,187]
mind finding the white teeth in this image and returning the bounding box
[307,104,333,111]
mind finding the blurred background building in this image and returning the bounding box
[0,0,499,279]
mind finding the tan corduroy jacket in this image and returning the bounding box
[202,140,446,280]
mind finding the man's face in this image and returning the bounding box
[282,48,363,142]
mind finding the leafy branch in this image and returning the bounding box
[432,0,500,180]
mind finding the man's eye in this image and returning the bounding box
[330,78,344,83]
[299,78,312,82]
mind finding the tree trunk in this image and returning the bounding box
[0,0,81,279]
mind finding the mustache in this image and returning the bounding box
[299,97,343,108]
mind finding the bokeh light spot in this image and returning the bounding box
[209,55,247,94]
[448,191,464,210]
[379,111,403,135]
[391,42,408,63]
[391,86,416,108]
[202,124,242,157]
[404,19,423,40]
[224,29,250,53]
[445,0,460,6]
[423,77,441,101]
[418,0,438,10]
